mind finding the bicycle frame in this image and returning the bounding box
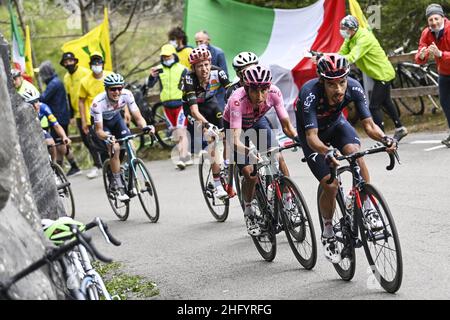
[116,133,152,198]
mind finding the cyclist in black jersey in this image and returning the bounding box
[225,51,259,103]
[295,54,397,264]
[181,46,232,199]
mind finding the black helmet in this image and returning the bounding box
[60,52,78,66]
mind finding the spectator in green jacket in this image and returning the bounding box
[147,44,191,170]
[339,15,408,142]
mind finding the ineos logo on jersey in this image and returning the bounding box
[219,70,227,78]
[303,93,316,111]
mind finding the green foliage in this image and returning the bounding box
[93,261,160,300]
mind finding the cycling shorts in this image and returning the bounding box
[225,116,277,174]
[184,98,224,129]
[103,112,131,141]
[299,117,361,181]
[164,106,187,129]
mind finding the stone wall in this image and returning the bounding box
[0,33,64,299]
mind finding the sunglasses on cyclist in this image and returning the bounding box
[248,83,271,91]
[108,86,123,92]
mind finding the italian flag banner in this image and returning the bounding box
[9,0,25,73]
[184,0,346,109]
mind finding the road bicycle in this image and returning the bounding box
[102,131,160,222]
[0,217,121,300]
[198,127,242,222]
[248,143,317,269]
[316,145,402,293]
[127,82,177,149]
[389,47,440,115]
[48,143,75,218]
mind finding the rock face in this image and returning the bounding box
[0,34,65,299]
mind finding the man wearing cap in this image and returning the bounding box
[39,60,81,177]
[78,51,113,179]
[338,15,408,142]
[61,52,93,174]
[147,44,190,169]
[416,4,450,147]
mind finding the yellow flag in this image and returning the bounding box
[348,0,370,30]
[61,7,112,71]
[24,25,34,79]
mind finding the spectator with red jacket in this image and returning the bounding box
[415,4,450,147]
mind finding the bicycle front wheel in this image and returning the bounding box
[52,162,75,218]
[133,158,160,222]
[317,166,356,281]
[279,177,317,270]
[102,159,130,221]
[198,153,229,222]
[358,183,403,293]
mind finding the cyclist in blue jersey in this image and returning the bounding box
[20,89,71,161]
[295,54,397,264]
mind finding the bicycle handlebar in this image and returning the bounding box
[0,217,121,297]
[326,145,400,184]
[250,142,301,177]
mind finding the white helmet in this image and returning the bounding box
[232,51,259,71]
[20,88,40,103]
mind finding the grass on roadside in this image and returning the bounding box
[92,261,159,300]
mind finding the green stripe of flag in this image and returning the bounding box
[185,0,275,78]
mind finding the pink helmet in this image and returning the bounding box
[189,46,212,65]
[243,64,272,87]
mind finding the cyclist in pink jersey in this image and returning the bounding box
[224,64,300,236]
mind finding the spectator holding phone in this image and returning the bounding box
[147,44,191,169]
[416,4,450,147]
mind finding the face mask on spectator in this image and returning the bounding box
[340,29,351,39]
[163,58,175,66]
[65,64,76,74]
[169,40,178,49]
[91,65,103,74]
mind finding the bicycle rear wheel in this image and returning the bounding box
[358,183,403,293]
[153,102,177,149]
[198,153,229,222]
[102,159,130,221]
[251,182,277,262]
[279,177,317,270]
[393,68,425,115]
[133,158,160,222]
[317,167,356,281]
[52,162,75,218]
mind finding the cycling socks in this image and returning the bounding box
[213,174,221,188]
[113,173,123,188]
[322,218,334,238]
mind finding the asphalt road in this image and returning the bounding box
[69,131,450,300]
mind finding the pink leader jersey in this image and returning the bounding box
[224,85,289,129]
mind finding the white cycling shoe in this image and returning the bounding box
[214,185,228,200]
[321,236,342,264]
[364,207,384,231]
